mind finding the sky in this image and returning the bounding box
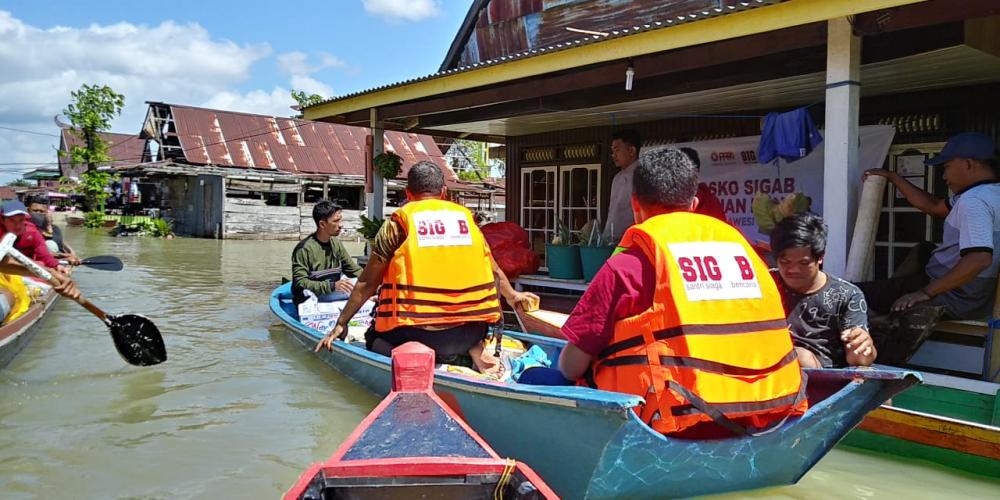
[0,0,470,183]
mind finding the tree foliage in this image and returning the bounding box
[291,90,325,109]
[62,84,125,171]
[5,178,31,187]
[452,139,504,181]
[61,84,124,210]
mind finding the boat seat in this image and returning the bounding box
[931,279,1000,382]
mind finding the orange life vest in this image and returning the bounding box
[374,199,502,332]
[585,211,807,435]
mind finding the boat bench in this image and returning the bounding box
[917,279,1000,382]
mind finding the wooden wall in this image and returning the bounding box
[223,198,300,240]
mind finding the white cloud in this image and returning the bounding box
[277,51,344,76]
[201,87,297,118]
[0,11,275,181]
[362,0,441,22]
[0,11,347,183]
[289,75,333,98]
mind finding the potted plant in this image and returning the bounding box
[358,214,385,250]
[544,219,583,280]
[373,152,403,179]
[578,219,616,282]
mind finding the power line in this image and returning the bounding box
[0,126,60,138]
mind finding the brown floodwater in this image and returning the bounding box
[0,227,996,499]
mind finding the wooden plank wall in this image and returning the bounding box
[223,198,301,240]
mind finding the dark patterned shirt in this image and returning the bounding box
[771,270,869,368]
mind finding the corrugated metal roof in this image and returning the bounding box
[309,0,781,109]
[58,129,147,179]
[165,104,454,180]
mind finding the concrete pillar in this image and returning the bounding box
[822,17,861,276]
[368,108,386,220]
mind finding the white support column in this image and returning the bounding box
[822,17,861,277]
[369,108,386,220]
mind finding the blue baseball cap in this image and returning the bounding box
[925,132,997,166]
[1,200,28,217]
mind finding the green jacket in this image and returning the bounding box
[291,233,362,303]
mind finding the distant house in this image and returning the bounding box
[57,129,146,180]
[111,102,494,239]
[0,187,16,202]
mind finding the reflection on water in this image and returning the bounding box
[0,227,996,498]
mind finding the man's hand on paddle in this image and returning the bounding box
[315,324,346,352]
[49,269,80,300]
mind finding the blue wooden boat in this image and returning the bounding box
[285,341,558,499]
[271,282,920,499]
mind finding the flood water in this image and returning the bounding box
[0,226,997,499]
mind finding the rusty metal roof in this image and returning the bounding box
[58,129,146,168]
[163,103,454,180]
[309,0,781,109]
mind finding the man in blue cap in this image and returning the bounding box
[860,132,999,327]
[0,200,65,272]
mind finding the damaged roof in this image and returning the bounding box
[58,129,147,177]
[155,103,454,180]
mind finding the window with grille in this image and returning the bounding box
[520,164,602,265]
[873,143,946,279]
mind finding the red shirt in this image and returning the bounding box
[561,247,655,356]
[0,221,60,268]
[695,183,727,222]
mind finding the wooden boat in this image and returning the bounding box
[284,341,558,500]
[841,371,1000,477]
[512,305,567,339]
[0,288,59,368]
[518,303,1000,477]
[271,283,919,499]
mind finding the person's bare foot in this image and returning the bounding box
[469,342,501,375]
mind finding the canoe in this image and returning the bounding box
[270,282,920,499]
[284,341,559,500]
[840,371,1000,477]
[0,289,59,368]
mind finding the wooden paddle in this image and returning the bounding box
[2,236,166,366]
[60,255,124,272]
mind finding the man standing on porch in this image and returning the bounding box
[604,129,641,242]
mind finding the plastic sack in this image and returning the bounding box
[481,222,530,252]
[494,246,540,279]
[298,284,374,342]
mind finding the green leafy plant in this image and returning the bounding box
[83,211,105,228]
[78,169,118,212]
[373,152,402,179]
[149,218,174,238]
[551,218,573,245]
[59,83,124,211]
[578,218,607,246]
[358,215,385,240]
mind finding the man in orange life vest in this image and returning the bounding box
[555,147,807,437]
[316,162,538,368]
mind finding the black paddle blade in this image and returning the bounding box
[81,255,124,272]
[107,314,167,366]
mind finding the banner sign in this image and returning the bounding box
[671,125,896,245]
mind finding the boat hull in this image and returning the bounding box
[841,372,1000,477]
[0,290,59,369]
[271,283,918,499]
